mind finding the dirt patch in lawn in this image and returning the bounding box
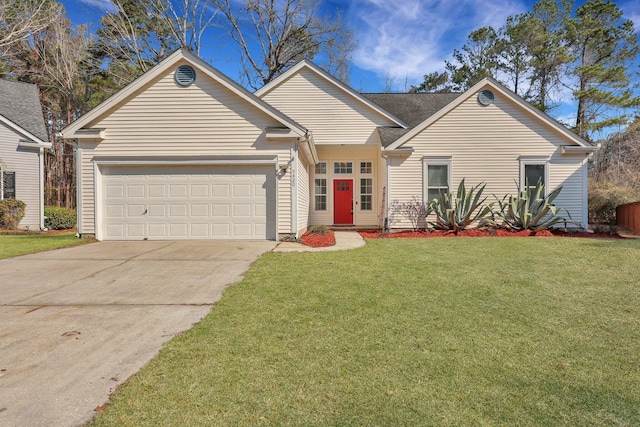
[359,228,626,239]
[300,230,336,247]
[0,227,77,235]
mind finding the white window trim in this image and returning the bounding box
[333,161,354,175]
[314,178,327,211]
[360,177,373,211]
[519,156,550,194]
[422,157,452,203]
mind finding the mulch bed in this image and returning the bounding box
[300,230,336,247]
[358,228,626,239]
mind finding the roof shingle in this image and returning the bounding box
[0,80,48,142]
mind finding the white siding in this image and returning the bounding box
[0,122,41,229]
[296,154,310,235]
[79,59,293,236]
[388,87,588,229]
[260,68,397,145]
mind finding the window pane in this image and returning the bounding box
[334,162,353,174]
[428,188,444,201]
[315,162,327,175]
[360,162,372,174]
[315,179,326,210]
[360,178,372,210]
[2,172,16,199]
[428,165,447,187]
[525,164,545,186]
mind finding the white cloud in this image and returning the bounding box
[619,1,640,33]
[77,0,117,13]
[346,0,526,88]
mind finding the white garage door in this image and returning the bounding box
[101,165,276,240]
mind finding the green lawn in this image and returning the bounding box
[92,237,640,426]
[0,232,90,259]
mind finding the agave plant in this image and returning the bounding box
[427,179,494,232]
[494,181,569,231]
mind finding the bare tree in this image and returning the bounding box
[152,0,218,56]
[94,0,219,85]
[210,0,355,89]
[0,0,51,52]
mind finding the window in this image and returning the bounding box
[520,158,548,193]
[315,162,327,175]
[1,171,16,199]
[524,164,545,187]
[315,179,327,210]
[423,158,451,202]
[360,162,372,174]
[360,178,373,210]
[334,162,352,174]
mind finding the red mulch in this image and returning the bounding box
[358,228,625,239]
[300,230,336,247]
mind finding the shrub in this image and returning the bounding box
[388,197,431,231]
[428,179,493,232]
[44,206,76,230]
[588,180,640,225]
[308,224,329,235]
[0,199,26,230]
[494,181,568,231]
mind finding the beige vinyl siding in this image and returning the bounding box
[77,141,97,234]
[388,87,588,228]
[296,155,310,235]
[260,68,397,145]
[310,145,382,226]
[79,60,293,235]
[0,122,41,229]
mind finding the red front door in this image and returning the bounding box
[334,179,354,225]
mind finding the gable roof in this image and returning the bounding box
[255,60,410,129]
[0,79,49,143]
[385,77,594,151]
[62,49,308,139]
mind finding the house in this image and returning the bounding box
[0,80,51,230]
[62,49,595,241]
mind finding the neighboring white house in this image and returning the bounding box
[0,80,51,230]
[63,49,595,241]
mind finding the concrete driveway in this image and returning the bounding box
[0,240,275,427]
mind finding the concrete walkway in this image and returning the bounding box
[273,230,365,252]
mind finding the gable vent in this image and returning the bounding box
[478,89,494,106]
[174,65,196,87]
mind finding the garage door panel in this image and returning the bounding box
[127,224,145,238]
[127,185,145,198]
[169,184,188,198]
[148,204,166,217]
[169,204,188,217]
[191,184,208,197]
[148,223,166,238]
[148,185,166,198]
[105,185,124,198]
[212,184,229,196]
[190,204,209,217]
[102,165,275,240]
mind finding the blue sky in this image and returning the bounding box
[61,0,640,130]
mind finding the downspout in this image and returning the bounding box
[39,146,45,230]
[380,151,390,231]
[582,153,590,232]
[290,142,298,237]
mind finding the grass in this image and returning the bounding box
[91,237,640,426]
[0,231,90,259]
